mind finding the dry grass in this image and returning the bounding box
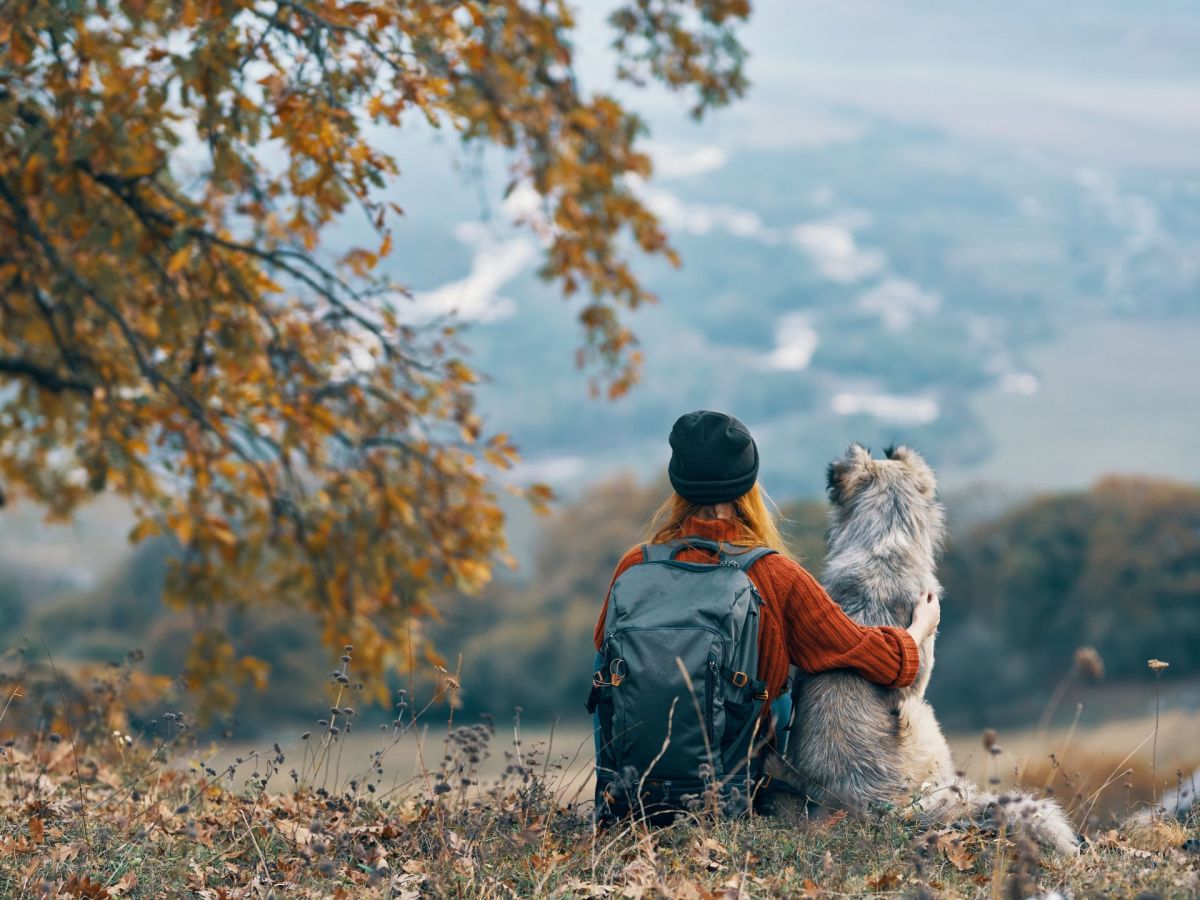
[950,709,1199,827]
[1,651,1197,898]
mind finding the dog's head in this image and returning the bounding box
[826,443,945,560]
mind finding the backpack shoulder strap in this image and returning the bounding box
[639,537,722,563]
[639,540,777,568]
[720,545,777,569]
[639,541,674,563]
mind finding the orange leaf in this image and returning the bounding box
[166,247,190,276]
[866,870,901,892]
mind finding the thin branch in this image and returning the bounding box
[0,355,92,394]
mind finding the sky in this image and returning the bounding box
[376,0,1200,502]
[574,0,1200,166]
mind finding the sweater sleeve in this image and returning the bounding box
[594,546,645,651]
[780,564,920,689]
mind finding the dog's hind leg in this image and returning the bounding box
[896,698,956,805]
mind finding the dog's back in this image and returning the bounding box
[769,444,944,810]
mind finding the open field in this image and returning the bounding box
[206,705,1199,823]
[205,719,598,799]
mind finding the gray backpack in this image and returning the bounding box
[588,537,776,821]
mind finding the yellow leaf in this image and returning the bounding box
[173,516,193,546]
[129,519,160,543]
[166,248,190,276]
[209,521,237,547]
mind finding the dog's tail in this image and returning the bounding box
[917,780,1080,855]
[1130,765,1198,823]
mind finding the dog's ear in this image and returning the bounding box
[887,444,937,497]
[827,443,874,506]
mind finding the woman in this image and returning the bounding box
[593,410,940,800]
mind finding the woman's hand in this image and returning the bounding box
[907,591,941,645]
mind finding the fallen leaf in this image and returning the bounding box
[276,818,315,846]
[866,869,902,891]
[692,835,728,871]
[45,741,75,773]
[559,880,615,897]
[48,842,82,864]
[108,871,138,896]
[28,817,44,844]
[61,874,108,899]
[512,826,543,847]
[939,835,976,871]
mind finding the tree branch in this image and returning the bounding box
[0,355,92,394]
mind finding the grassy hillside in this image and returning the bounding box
[1,665,1196,898]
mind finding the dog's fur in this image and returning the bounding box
[764,444,1078,854]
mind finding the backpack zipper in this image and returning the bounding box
[705,652,717,747]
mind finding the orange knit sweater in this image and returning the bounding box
[593,515,919,699]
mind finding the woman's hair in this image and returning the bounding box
[642,482,795,559]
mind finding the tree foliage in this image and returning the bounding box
[935,476,1200,701]
[0,0,750,714]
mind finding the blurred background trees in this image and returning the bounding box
[930,476,1200,726]
[9,473,1195,733]
[443,473,1200,728]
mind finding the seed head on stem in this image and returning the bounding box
[1147,659,1170,817]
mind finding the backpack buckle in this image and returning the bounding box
[594,659,626,688]
[610,658,626,687]
[731,671,749,688]
[754,688,770,701]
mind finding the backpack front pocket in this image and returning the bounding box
[607,626,725,786]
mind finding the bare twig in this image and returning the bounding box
[239,808,273,888]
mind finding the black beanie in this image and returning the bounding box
[668,410,759,504]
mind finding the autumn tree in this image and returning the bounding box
[0,0,750,713]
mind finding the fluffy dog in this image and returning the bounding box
[764,444,1078,854]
